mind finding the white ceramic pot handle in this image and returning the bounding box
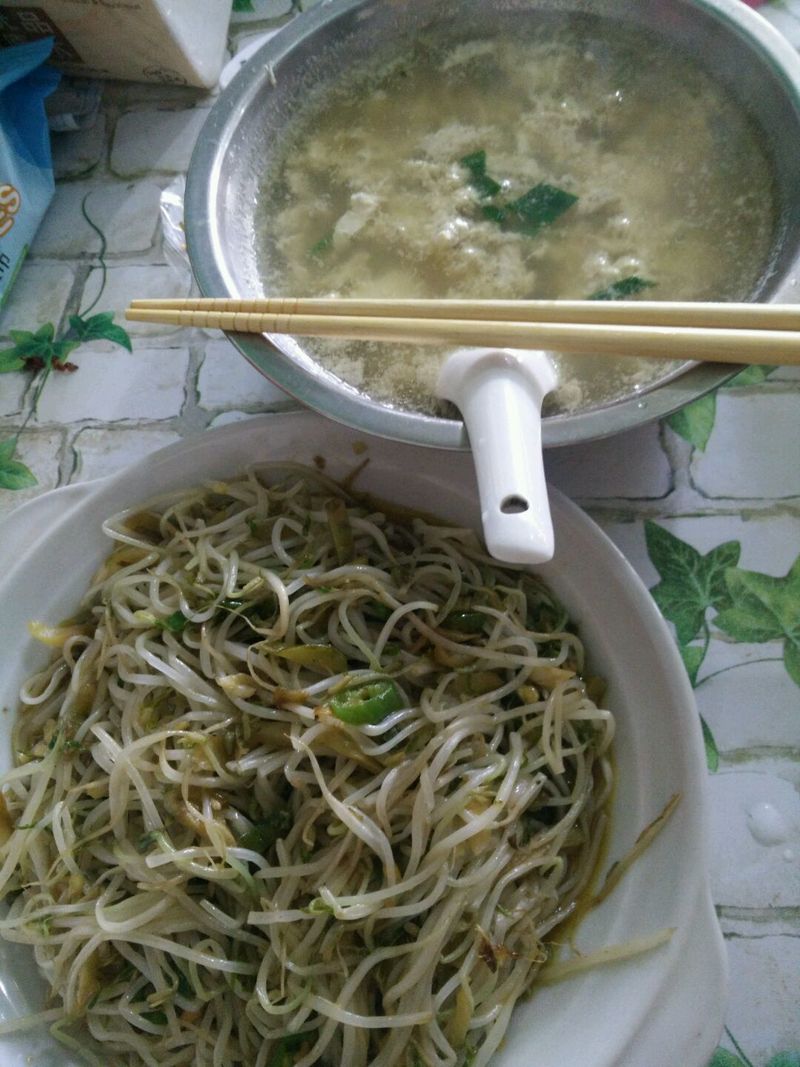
[438,347,558,565]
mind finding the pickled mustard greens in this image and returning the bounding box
[0,465,616,1066]
[259,19,777,416]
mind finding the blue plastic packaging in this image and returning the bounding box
[0,37,60,308]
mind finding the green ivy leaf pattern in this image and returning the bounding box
[0,195,136,490]
[716,559,800,641]
[68,311,132,352]
[707,1033,800,1067]
[716,558,800,684]
[666,363,775,449]
[708,1051,748,1067]
[0,347,25,373]
[646,525,800,711]
[724,365,776,388]
[665,391,717,451]
[679,642,705,686]
[645,521,741,644]
[9,323,56,358]
[700,715,720,773]
[0,437,37,490]
[0,305,130,489]
[784,641,800,688]
[5,323,79,370]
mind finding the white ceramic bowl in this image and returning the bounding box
[0,412,725,1067]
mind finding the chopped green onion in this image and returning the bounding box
[267,1031,314,1067]
[141,1010,167,1026]
[216,596,275,624]
[588,276,656,300]
[330,679,404,725]
[137,830,167,853]
[159,610,187,633]
[364,600,393,622]
[238,808,292,854]
[441,610,485,634]
[169,963,193,999]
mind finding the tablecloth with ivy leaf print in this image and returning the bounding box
[0,1,797,1064]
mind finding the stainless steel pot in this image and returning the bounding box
[186,0,800,450]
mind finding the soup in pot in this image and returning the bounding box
[256,17,777,415]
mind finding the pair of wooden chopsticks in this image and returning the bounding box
[125,297,800,365]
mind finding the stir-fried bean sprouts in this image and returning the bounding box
[0,465,614,1066]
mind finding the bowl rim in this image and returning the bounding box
[186,0,800,450]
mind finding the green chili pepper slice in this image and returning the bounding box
[330,679,404,725]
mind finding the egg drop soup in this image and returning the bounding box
[256,17,777,415]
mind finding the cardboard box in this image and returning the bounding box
[0,1,233,88]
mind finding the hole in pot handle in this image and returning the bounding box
[501,495,530,514]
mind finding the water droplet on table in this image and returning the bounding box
[746,801,790,846]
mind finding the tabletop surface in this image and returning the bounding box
[0,2,798,1065]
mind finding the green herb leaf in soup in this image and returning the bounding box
[459,149,502,198]
[309,231,334,259]
[483,183,578,236]
[588,276,657,301]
